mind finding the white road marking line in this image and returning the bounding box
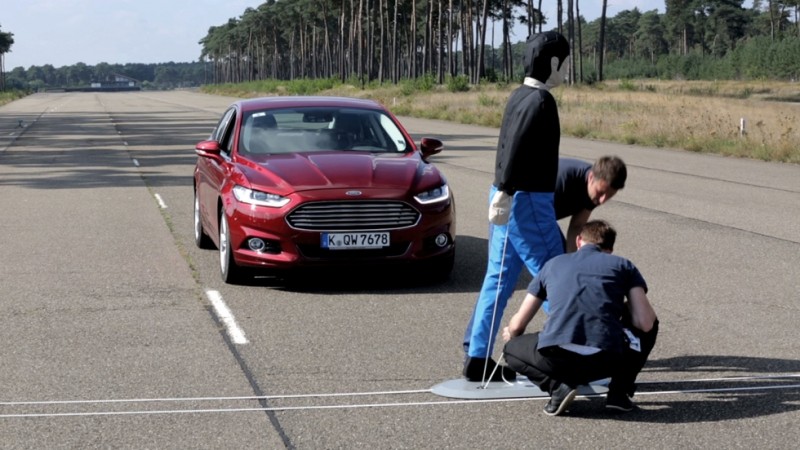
[153,193,167,209]
[205,289,248,344]
[1,383,799,418]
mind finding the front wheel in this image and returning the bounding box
[219,211,248,284]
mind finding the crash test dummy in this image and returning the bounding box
[463,31,570,382]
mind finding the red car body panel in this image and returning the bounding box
[239,152,428,192]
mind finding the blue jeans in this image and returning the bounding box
[463,186,563,359]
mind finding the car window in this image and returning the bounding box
[218,109,237,155]
[239,107,410,155]
[209,107,237,156]
[213,108,235,143]
[241,111,278,154]
[379,114,408,152]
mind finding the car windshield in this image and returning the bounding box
[239,107,411,155]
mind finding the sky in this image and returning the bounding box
[1,0,265,69]
[1,0,753,70]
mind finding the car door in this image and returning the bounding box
[198,107,237,239]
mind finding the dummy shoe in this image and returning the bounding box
[463,356,517,382]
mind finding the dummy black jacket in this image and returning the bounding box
[493,84,560,194]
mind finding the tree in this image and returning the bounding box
[701,1,750,56]
[188,0,799,86]
[576,0,584,82]
[606,8,642,59]
[598,0,607,81]
[635,10,668,63]
[567,0,575,84]
[0,25,14,91]
[665,0,697,54]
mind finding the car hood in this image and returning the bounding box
[239,151,441,193]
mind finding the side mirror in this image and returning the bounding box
[195,140,222,159]
[419,137,443,160]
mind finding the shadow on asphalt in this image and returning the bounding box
[571,355,800,423]
[647,355,800,375]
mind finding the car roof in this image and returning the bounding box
[236,96,385,113]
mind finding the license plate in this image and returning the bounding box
[321,232,390,250]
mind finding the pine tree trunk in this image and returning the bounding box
[598,0,607,82]
[393,0,399,82]
[577,0,583,83]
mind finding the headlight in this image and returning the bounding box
[232,185,290,208]
[414,184,450,205]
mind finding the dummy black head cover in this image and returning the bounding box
[523,31,570,83]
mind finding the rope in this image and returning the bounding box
[483,352,515,388]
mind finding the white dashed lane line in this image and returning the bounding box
[205,289,249,344]
[153,193,167,209]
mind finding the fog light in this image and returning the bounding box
[434,233,449,248]
[248,238,266,252]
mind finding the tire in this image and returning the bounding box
[219,211,248,284]
[194,190,215,249]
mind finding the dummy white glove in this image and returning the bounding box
[488,190,512,225]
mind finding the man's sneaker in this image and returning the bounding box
[462,356,517,382]
[605,391,634,412]
[543,383,578,416]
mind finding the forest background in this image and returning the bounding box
[0,0,798,163]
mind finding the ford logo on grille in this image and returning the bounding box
[345,190,362,196]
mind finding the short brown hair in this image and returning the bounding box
[580,220,617,251]
[591,156,627,190]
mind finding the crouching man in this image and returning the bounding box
[502,220,659,416]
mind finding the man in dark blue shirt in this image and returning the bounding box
[502,220,658,416]
[554,156,626,252]
[463,156,627,382]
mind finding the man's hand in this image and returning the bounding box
[489,190,512,225]
[503,294,543,342]
[502,326,515,342]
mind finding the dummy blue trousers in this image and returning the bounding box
[464,186,564,359]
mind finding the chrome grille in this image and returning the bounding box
[287,201,420,231]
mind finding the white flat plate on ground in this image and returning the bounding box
[431,376,609,399]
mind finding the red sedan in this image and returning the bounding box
[193,96,456,284]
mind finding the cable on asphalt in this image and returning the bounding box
[2,382,799,419]
[2,373,798,417]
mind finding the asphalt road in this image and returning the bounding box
[1,91,798,449]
